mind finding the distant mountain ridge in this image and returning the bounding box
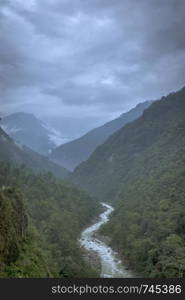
[0,126,69,179]
[71,87,185,277]
[1,112,65,156]
[71,89,185,200]
[50,100,152,170]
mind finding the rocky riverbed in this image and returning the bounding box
[79,203,134,278]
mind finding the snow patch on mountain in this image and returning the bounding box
[1,112,69,155]
[1,124,21,134]
[42,123,68,147]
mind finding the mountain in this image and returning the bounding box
[72,87,185,277]
[1,112,65,156]
[71,89,185,200]
[0,127,69,179]
[50,101,152,170]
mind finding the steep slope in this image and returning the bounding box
[0,188,28,271]
[0,127,69,179]
[0,164,100,278]
[72,87,185,277]
[50,101,152,170]
[0,187,49,277]
[71,89,184,200]
[1,112,65,155]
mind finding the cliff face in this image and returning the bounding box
[0,188,28,272]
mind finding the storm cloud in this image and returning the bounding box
[0,0,185,137]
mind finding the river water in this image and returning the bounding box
[80,202,134,278]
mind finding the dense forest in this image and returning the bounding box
[72,87,185,277]
[1,0,185,283]
[1,87,185,278]
[0,161,100,278]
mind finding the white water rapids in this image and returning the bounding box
[80,202,133,278]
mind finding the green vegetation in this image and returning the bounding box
[0,162,100,277]
[2,87,185,278]
[73,87,185,278]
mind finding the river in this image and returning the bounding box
[80,202,134,278]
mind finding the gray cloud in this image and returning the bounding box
[0,0,185,137]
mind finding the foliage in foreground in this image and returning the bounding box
[0,162,100,278]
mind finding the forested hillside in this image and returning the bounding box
[72,87,185,277]
[50,101,152,170]
[0,162,100,277]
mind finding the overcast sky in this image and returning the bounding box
[0,0,185,138]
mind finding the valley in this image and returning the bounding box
[72,87,185,278]
[1,0,185,284]
[1,87,185,278]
